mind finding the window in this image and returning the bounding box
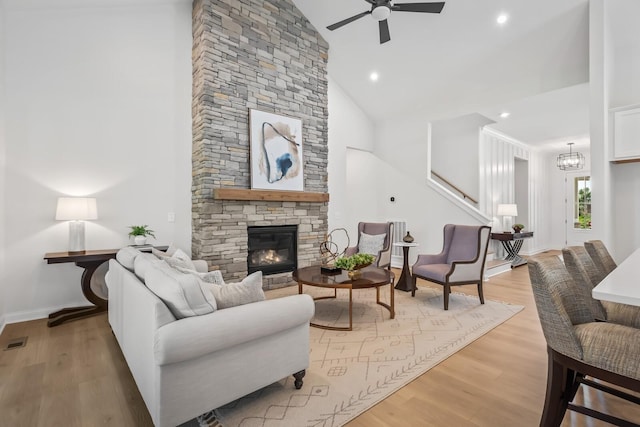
[574,176,591,229]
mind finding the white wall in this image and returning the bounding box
[374,111,485,264]
[327,76,377,248]
[1,0,193,324]
[590,0,640,261]
[0,0,6,333]
[328,87,483,264]
[431,113,494,202]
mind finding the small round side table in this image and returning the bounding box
[392,242,419,292]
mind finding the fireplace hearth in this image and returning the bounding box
[247,225,298,275]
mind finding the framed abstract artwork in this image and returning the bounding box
[249,109,303,191]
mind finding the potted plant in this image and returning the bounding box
[513,224,525,233]
[128,225,156,245]
[335,253,375,279]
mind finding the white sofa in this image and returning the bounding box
[106,248,315,427]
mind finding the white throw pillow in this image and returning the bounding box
[176,267,226,286]
[208,271,265,310]
[145,261,217,319]
[152,247,196,271]
[358,232,386,256]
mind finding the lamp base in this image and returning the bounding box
[68,220,86,253]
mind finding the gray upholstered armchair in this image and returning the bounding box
[411,224,491,310]
[345,222,394,270]
[528,256,640,426]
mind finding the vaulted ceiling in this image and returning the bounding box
[293,0,590,147]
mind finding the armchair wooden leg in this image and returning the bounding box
[443,284,450,310]
[411,276,417,297]
[477,281,485,304]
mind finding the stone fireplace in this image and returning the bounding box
[191,0,329,289]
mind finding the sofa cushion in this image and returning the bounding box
[145,261,217,318]
[116,247,142,271]
[208,271,265,310]
[359,232,386,256]
[133,253,163,281]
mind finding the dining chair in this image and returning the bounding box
[344,222,394,269]
[528,256,640,426]
[411,224,490,310]
[563,246,640,328]
[584,240,617,276]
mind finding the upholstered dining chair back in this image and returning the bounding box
[563,246,640,329]
[562,246,607,321]
[527,256,640,427]
[584,240,617,276]
[345,222,394,269]
[528,256,593,359]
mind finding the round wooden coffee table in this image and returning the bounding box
[292,265,395,331]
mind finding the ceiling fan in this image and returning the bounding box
[327,0,445,44]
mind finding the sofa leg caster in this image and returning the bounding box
[293,370,305,389]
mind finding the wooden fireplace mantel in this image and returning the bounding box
[213,188,329,203]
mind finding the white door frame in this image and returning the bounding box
[565,171,593,246]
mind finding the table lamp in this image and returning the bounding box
[497,203,518,232]
[56,197,98,253]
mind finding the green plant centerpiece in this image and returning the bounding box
[513,224,525,233]
[335,253,375,279]
[128,225,156,245]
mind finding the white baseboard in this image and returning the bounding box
[3,301,88,327]
[0,316,5,336]
[521,247,552,256]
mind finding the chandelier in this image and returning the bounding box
[557,142,585,171]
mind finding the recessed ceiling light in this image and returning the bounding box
[370,72,379,82]
[497,14,508,25]
[500,112,510,119]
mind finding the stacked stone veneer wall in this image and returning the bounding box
[191,0,329,289]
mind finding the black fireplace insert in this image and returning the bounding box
[247,225,298,275]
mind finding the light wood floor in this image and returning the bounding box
[2,252,640,427]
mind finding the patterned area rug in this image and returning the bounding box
[185,284,523,427]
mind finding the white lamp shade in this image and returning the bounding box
[55,197,98,220]
[497,203,518,217]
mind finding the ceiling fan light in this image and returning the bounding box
[372,6,391,21]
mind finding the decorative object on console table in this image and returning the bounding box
[490,231,533,268]
[249,108,303,192]
[44,245,168,327]
[512,223,524,233]
[128,224,155,246]
[393,241,419,291]
[403,231,414,243]
[496,203,518,232]
[55,197,98,253]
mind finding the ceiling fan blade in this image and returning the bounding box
[327,10,371,31]
[379,19,391,44]
[391,2,445,13]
